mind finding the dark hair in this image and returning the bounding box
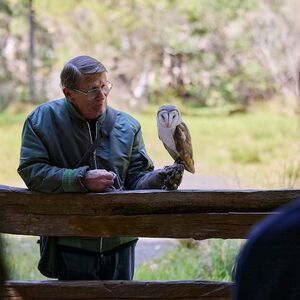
[60,55,107,89]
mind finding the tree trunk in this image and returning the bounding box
[28,0,36,103]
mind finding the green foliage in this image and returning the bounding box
[180,0,259,24]
[142,0,276,108]
[0,0,54,110]
[2,234,243,282]
[135,244,203,280]
[135,239,244,281]
[1,0,298,111]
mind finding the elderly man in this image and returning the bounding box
[18,55,183,280]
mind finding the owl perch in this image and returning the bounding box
[157,104,195,174]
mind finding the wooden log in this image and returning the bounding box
[0,211,268,239]
[3,280,232,299]
[0,185,298,238]
[1,185,299,214]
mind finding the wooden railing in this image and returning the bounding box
[1,184,299,299]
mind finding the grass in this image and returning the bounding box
[1,105,300,280]
[0,113,25,186]
[1,107,300,188]
[134,239,244,281]
[1,234,243,281]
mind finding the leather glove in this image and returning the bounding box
[136,163,184,190]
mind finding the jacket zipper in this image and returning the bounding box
[86,122,98,169]
[86,121,102,253]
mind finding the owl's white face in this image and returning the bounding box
[157,106,182,129]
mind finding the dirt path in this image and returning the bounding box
[135,238,178,266]
[180,172,238,189]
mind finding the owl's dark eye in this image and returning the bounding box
[161,115,165,120]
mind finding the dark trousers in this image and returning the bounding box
[57,241,136,280]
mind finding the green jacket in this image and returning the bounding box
[18,98,154,253]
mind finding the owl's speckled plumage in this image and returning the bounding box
[157,104,195,173]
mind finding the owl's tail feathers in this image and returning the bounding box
[175,157,195,174]
[186,163,195,174]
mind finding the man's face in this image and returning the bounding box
[64,72,109,119]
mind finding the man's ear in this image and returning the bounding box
[63,87,72,100]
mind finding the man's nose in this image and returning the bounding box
[96,89,106,100]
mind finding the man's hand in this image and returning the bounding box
[161,163,184,190]
[82,169,114,192]
[135,163,184,190]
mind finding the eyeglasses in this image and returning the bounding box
[70,81,113,100]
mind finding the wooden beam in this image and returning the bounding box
[0,185,298,238]
[1,185,299,213]
[3,280,232,299]
[0,211,267,239]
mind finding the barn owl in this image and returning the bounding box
[157,104,195,173]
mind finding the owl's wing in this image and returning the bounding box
[174,122,195,173]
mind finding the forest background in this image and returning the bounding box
[2,0,300,113]
[1,0,300,281]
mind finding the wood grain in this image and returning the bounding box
[3,280,232,299]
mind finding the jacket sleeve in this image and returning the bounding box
[124,126,154,190]
[17,118,89,193]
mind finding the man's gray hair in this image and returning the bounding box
[60,55,107,89]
